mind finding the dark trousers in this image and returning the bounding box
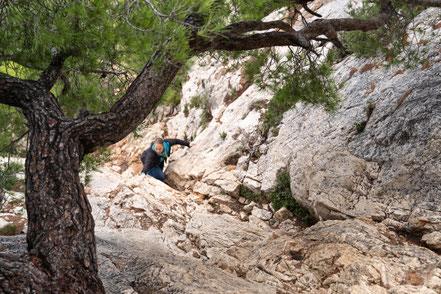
[148,166,165,181]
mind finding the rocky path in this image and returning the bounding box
[87,167,441,294]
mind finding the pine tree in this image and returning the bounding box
[1,0,440,292]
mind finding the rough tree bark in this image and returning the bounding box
[0,0,440,292]
[0,56,182,293]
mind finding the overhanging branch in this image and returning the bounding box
[0,73,33,108]
[190,0,395,53]
[38,51,69,91]
[0,130,29,154]
[75,53,182,154]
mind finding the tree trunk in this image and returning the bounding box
[0,59,182,292]
[0,79,104,292]
[24,121,103,293]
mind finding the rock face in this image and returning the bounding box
[258,8,441,233]
[77,166,441,293]
[1,1,440,293]
[106,6,441,235]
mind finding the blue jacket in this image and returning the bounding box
[140,138,190,174]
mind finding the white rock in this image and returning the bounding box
[251,206,272,221]
[422,231,441,250]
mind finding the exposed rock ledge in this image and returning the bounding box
[81,168,441,293]
[107,6,441,236]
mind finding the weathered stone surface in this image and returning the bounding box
[274,207,294,222]
[88,167,441,293]
[2,2,441,293]
[422,231,441,250]
[96,227,276,294]
[251,206,272,220]
[254,8,441,232]
[2,165,440,293]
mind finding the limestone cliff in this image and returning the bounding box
[90,2,441,293]
[1,1,440,293]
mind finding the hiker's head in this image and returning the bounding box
[153,138,164,154]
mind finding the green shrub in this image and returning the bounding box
[270,172,316,226]
[189,95,207,109]
[354,100,376,133]
[183,104,189,117]
[0,224,18,236]
[240,186,266,203]
[188,95,212,131]
[219,131,227,140]
[0,105,28,157]
[342,0,424,66]
[236,146,247,155]
[0,162,24,193]
[263,62,339,131]
[354,121,367,133]
[242,50,269,83]
[80,147,112,184]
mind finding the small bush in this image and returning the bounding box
[342,0,424,66]
[80,147,112,184]
[243,51,269,83]
[354,121,367,133]
[189,95,207,109]
[183,104,189,117]
[0,224,18,236]
[219,132,227,140]
[263,63,339,131]
[236,146,247,154]
[270,172,316,226]
[240,186,266,203]
[271,128,279,137]
[0,162,24,193]
[188,95,212,131]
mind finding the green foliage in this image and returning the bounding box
[342,0,424,65]
[271,128,279,137]
[200,108,212,131]
[0,162,24,193]
[354,100,376,133]
[236,146,247,154]
[158,63,193,107]
[219,131,227,140]
[243,51,269,83]
[0,106,27,156]
[183,104,190,117]
[354,121,367,133]
[270,172,316,226]
[264,62,340,130]
[240,186,266,203]
[0,224,19,236]
[188,94,212,130]
[80,147,112,185]
[189,95,208,109]
[0,0,342,150]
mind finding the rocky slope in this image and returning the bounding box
[90,168,441,293]
[109,5,441,238]
[1,1,441,293]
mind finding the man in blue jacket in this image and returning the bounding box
[141,138,192,181]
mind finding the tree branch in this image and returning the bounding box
[223,20,295,34]
[0,130,29,154]
[0,73,35,108]
[191,0,395,53]
[38,51,69,91]
[74,53,182,154]
[190,31,311,52]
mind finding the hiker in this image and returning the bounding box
[141,138,193,181]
